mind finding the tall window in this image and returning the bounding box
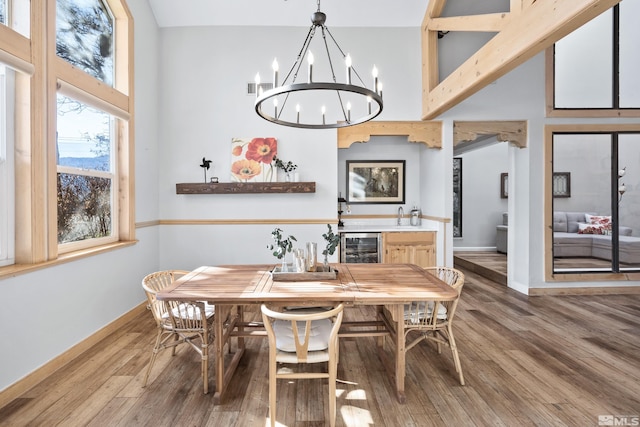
[56,0,114,86]
[0,0,133,272]
[0,0,30,36]
[56,95,116,248]
[548,128,640,276]
[550,2,640,115]
[0,64,15,266]
[545,3,640,281]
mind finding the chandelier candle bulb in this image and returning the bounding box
[345,54,352,84]
[307,51,314,83]
[367,96,372,114]
[272,58,279,87]
[372,65,379,92]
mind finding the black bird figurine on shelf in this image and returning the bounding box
[200,157,212,183]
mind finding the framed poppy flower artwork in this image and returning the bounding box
[230,137,278,182]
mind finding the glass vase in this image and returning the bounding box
[323,254,330,272]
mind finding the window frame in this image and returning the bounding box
[0,0,134,277]
[544,124,640,282]
[545,4,640,118]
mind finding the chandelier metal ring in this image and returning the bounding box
[255,83,383,129]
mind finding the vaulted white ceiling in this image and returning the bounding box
[147,0,429,28]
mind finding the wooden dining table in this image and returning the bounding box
[156,263,457,404]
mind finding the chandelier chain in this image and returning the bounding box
[320,26,348,122]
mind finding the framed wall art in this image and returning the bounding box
[230,137,278,182]
[552,172,571,197]
[500,172,508,198]
[346,160,405,204]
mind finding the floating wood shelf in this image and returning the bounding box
[176,182,316,194]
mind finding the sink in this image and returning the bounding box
[340,223,431,232]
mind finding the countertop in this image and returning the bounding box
[338,224,437,233]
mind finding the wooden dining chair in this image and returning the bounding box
[386,266,466,385]
[141,270,215,393]
[261,304,344,427]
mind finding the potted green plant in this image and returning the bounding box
[273,156,298,182]
[321,224,340,272]
[268,227,297,272]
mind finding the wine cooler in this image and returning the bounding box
[340,232,382,263]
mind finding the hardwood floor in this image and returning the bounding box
[1,267,639,426]
[454,251,508,285]
[454,250,636,286]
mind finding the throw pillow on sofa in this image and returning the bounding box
[578,222,608,235]
[585,214,612,227]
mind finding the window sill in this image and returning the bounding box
[0,240,137,280]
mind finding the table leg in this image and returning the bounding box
[213,304,227,403]
[376,305,406,404]
[212,304,245,404]
[376,305,385,348]
[394,304,406,403]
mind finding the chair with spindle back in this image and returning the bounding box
[141,270,215,393]
[261,304,344,427]
[385,266,465,385]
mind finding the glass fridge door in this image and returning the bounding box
[341,233,381,263]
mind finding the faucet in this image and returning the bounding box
[397,206,404,225]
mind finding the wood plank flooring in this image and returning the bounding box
[454,251,508,285]
[1,267,639,426]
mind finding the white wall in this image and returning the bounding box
[337,136,423,216]
[439,39,639,292]
[156,26,423,268]
[0,0,161,391]
[454,143,509,249]
[438,50,543,293]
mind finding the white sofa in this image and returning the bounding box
[553,211,640,263]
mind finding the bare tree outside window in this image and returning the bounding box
[55,0,116,246]
[56,96,113,244]
[56,0,114,86]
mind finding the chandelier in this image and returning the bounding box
[254,0,383,129]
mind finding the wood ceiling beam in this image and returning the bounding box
[422,0,621,120]
[428,13,510,33]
